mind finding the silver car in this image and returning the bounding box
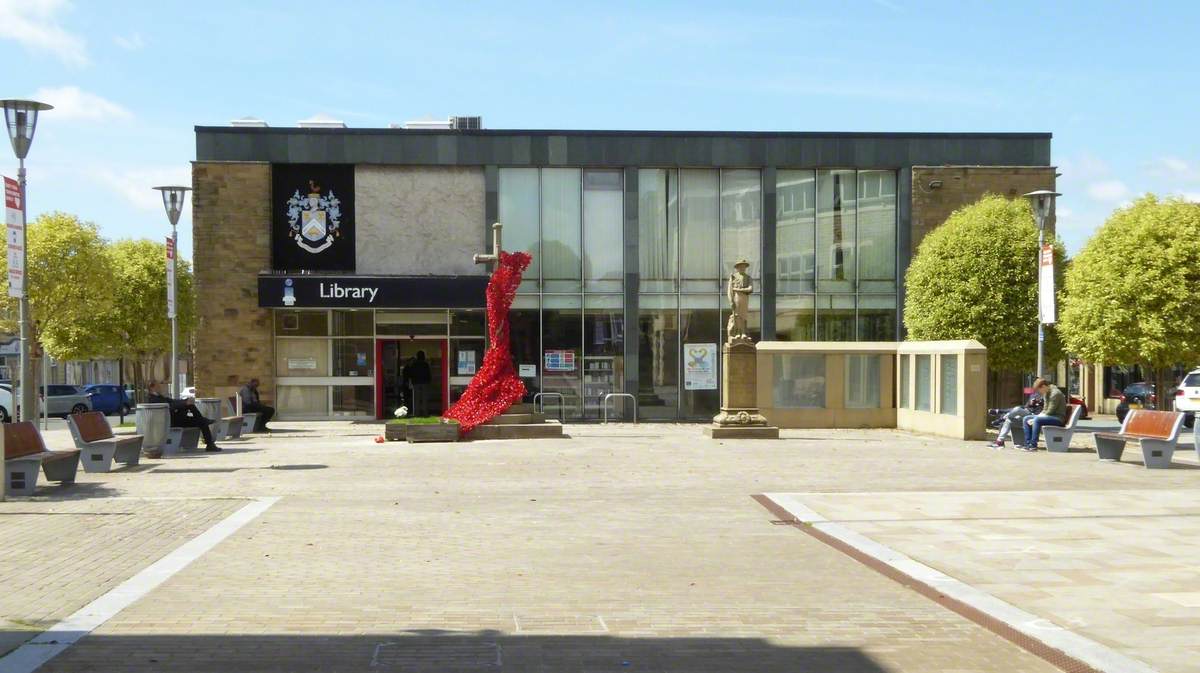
[42,384,94,417]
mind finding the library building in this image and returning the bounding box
[192,120,1055,420]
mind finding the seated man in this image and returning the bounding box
[238,378,274,432]
[1021,377,1068,451]
[147,382,221,452]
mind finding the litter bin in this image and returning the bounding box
[136,403,170,455]
[195,397,222,423]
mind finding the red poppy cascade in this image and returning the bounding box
[443,224,532,434]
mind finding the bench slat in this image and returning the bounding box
[73,411,116,443]
[1121,410,1179,440]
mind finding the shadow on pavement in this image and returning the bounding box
[3,631,891,673]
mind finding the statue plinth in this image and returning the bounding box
[705,340,779,440]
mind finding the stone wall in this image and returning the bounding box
[910,166,1058,254]
[356,166,486,276]
[192,162,273,404]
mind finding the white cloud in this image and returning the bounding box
[0,0,88,66]
[113,32,144,51]
[1086,180,1130,203]
[93,166,191,213]
[1180,192,1200,203]
[1056,206,1074,219]
[1148,156,1200,183]
[32,86,132,122]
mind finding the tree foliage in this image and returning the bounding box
[104,239,196,384]
[904,194,1065,372]
[0,212,116,360]
[1059,196,1200,388]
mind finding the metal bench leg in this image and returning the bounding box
[115,440,142,467]
[42,455,80,484]
[6,458,42,496]
[79,445,117,473]
[1140,439,1175,469]
[162,428,184,456]
[1043,428,1074,453]
[1094,436,1126,462]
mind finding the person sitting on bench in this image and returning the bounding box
[1021,377,1068,451]
[238,378,275,432]
[147,382,221,452]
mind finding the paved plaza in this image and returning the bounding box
[1,420,1198,672]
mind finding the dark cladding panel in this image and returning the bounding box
[259,275,488,309]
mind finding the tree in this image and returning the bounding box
[104,238,196,391]
[1059,195,1200,407]
[904,194,1066,373]
[0,212,116,361]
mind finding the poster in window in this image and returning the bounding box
[457,350,476,376]
[544,350,576,372]
[272,164,355,272]
[683,343,717,390]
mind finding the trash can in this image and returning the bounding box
[195,397,222,422]
[136,403,170,454]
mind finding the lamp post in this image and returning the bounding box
[2,100,53,428]
[153,186,189,397]
[1024,189,1061,380]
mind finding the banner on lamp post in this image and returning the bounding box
[5,177,24,299]
[1038,243,1056,324]
[166,236,176,319]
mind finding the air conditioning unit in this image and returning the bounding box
[230,117,268,128]
[298,115,346,129]
[450,116,482,130]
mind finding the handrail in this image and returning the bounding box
[602,393,637,424]
[533,392,565,423]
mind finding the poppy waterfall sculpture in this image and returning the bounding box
[443,223,532,434]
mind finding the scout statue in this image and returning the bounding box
[726,258,753,344]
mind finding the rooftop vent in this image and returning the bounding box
[298,114,346,129]
[230,117,268,128]
[396,116,483,130]
[400,119,453,130]
[450,116,482,130]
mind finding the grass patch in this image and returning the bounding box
[118,421,136,428]
[386,416,448,426]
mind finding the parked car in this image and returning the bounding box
[1115,382,1157,423]
[0,383,12,422]
[40,384,94,417]
[83,384,134,415]
[1172,369,1199,429]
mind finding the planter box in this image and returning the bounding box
[384,424,407,442]
[406,422,459,443]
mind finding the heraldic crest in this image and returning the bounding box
[286,180,341,254]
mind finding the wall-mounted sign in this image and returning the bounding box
[272,164,355,272]
[544,350,576,372]
[287,357,318,370]
[518,364,537,378]
[457,350,476,376]
[259,275,488,308]
[683,342,717,390]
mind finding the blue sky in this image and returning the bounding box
[2,0,1198,260]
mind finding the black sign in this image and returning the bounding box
[258,275,488,309]
[272,164,355,272]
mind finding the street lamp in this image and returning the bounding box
[153,185,189,398]
[2,99,53,427]
[1024,189,1061,380]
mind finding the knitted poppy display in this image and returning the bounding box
[443,251,533,434]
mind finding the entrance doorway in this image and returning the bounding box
[377,339,447,418]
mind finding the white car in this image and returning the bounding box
[1173,368,1199,429]
[0,383,12,422]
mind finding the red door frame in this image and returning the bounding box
[374,338,450,419]
[374,339,385,418]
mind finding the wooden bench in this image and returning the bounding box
[1043,403,1084,453]
[227,396,258,435]
[4,422,80,496]
[68,411,144,473]
[1093,409,1185,468]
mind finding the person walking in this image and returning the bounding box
[147,381,221,452]
[1021,378,1068,450]
[409,350,433,416]
[238,378,275,432]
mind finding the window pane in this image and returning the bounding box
[776,295,815,342]
[940,354,958,415]
[499,168,540,287]
[332,385,373,416]
[583,296,624,419]
[332,339,374,377]
[638,169,678,290]
[845,354,881,409]
[278,385,328,417]
[510,305,540,404]
[275,310,327,336]
[583,170,623,291]
[777,170,815,293]
[817,294,855,341]
[680,308,720,418]
[915,354,932,411]
[276,338,330,376]
[773,354,826,408]
[450,309,485,337]
[857,170,896,287]
[858,295,896,341]
[679,169,719,289]
[542,168,581,292]
[543,303,582,419]
[899,354,910,408]
[721,169,761,281]
[332,310,373,336]
[817,169,856,292]
[448,339,485,405]
[638,295,679,419]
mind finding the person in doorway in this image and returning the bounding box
[147,381,221,452]
[409,350,433,416]
[1021,377,1068,450]
[238,378,275,432]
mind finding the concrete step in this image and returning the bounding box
[485,412,546,425]
[509,403,536,414]
[467,421,564,440]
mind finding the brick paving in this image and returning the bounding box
[7,421,1194,672]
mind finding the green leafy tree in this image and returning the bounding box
[904,194,1066,373]
[0,212,116,360]
[1059,195,1200,407]
[104,238,196,391]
